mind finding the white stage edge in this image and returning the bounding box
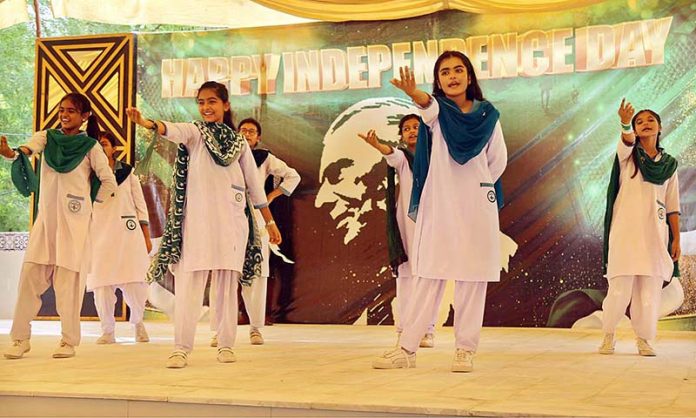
[1,321,695,417]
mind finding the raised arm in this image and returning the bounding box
[1,131,48,160]
[617,98,636,161]
[126,107,197,146]
[390,66,431,108]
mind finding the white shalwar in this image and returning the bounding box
[384,149,437,334]
[162,122,267,352]
[401,99,507,353]
[242,152,300,330]
[603,138,680,339]
[87,168,151,334]
[8,130,117,346]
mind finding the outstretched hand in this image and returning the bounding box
[358,130,380,148]
[618,98,635,125]
[126,107,148,127]
[0,136,15,158]
[390,66,418,96]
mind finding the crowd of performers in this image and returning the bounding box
[0,50,680,371]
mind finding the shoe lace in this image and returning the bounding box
[455,350,472,361]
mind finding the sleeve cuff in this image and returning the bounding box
[2,150,20,161]
[254,202,269,209]
[280,186,292,196]
[139,220,150,225]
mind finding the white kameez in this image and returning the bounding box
[251,152,301,275]
[607,139,680,281]
[20,131,118,272]
[384,149,415,279]
[410,99,508,282]
[242,152,300,329]
[398,98,506,355]
[161,122,267,352]
[161,122,268,273]
[603,138,680,341]
[384,149,436,333]
[87,170,150,290]
[87,168,151,335]
[6,130,117,346]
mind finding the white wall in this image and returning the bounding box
[0,233,27,319]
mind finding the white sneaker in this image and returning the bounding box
[419,333,434,348]
[249,329,264,345]
[52,341,75,359]
[452,349,474,373]
[598,333,615,355]
[372,347,415,369]
[166,350,188,368]
[217,347,236,363]
[135,323,149,343]
[636,338,656,356]
[96,333,115,344]
[210,334,218,347]
[4,340,30,359]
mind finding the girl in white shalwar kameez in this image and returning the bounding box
[87,132,153,345]
[373,51,507,373]
[358,115,439,348]
[210,118,300,346]
[599,100,680,357]
[126,81,282,369]
[2,93,117,360]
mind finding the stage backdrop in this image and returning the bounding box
[32,33,138,320]
[133,0,696,328]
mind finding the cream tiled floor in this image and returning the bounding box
[0,320,695,417]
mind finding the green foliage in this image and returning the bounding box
[0,0,209,231]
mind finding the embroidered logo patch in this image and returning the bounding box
[487,190,496,203]
[235,193,243,202]
[658,207,665,220]
[126,219,137,231]
[68,199,81,213]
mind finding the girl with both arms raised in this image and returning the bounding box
[599,99,680,357]
[372,51,507,373]
[2,93,117,360]
[358,114,438,349]
[126,81,281,368]
[87,131,152,345]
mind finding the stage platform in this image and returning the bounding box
[1,320,695,417]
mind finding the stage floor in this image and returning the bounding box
[1,320,695,417]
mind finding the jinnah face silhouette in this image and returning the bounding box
[315,97,418,244]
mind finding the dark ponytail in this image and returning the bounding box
[60,92,100,139]
[86,115,100,140]
[630,109,662,178]
[197,81,235,131]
